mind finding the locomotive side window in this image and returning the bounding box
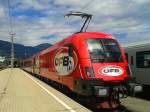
[68,46,73,57]
[136,51,150,68]
[86,38,123,63]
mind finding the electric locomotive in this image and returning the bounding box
[23,12,142,109]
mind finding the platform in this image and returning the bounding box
[0,68,91,112]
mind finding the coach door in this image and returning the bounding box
[35,56,40,74]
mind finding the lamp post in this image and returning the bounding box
[10,33,15,69]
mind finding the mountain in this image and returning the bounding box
[0,40,52,59]
[35,43,52,51]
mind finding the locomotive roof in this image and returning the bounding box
[71,32,114,39]
[37,32,115,55]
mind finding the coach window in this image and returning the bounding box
[125,53,128,62]
[131,56,133,65]
[136,51,150,68]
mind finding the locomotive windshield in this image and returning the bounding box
[87,38,123,63]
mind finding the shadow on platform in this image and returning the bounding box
[135,85,150,101]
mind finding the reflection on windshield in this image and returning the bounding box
[87,38,123,63]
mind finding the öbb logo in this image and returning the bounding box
[54,47,78,76]
[99,66,123,76]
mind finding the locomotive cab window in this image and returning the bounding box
[86,38,123,63]
[136,51,150,68]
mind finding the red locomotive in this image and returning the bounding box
[23,12,142,109]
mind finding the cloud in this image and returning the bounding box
[9,14,76,46]
[15,0,49,11]
[0,6,5,18]
[0,0,150,46]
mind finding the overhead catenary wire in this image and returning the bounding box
[11,0,149,47]
[49,0,95,35]
[14,1,95,46]
[79,0,95,11]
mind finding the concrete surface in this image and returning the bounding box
[120,97,150,112]
[0,68,150,112]
[0,68,91,112]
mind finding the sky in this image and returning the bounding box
[0,0,150,46]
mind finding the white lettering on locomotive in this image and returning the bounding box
[99,66,124,76]
[54,47,78,76]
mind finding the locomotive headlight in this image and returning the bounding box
[128,83,143,93]
[134,85,143,93]
[85,67,94,77]
[94,86,109,97]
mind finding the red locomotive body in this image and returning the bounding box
[23,32,142,108]
[22,12,142,108]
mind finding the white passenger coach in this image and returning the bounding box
[124,41,150,86]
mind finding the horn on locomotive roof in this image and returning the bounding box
[65,12,92,33]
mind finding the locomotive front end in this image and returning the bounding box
[85,37,142,96]
[73,33,142,108]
